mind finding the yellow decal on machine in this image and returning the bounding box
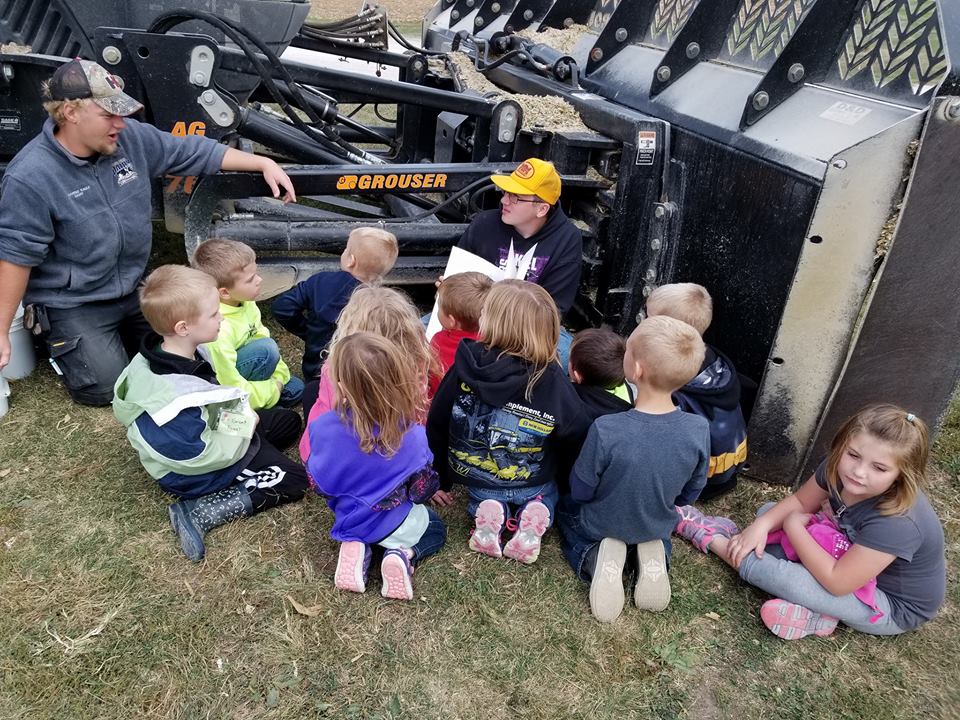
[336,173,448,191]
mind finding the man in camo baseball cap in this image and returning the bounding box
[47,58,143,116]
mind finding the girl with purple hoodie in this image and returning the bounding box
[307,332,446,601]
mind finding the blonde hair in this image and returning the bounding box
[328,332,421,456]
[329,285,440,412]
[825,404,929,516]
[346,227,399,281]
[190,238,256,288]
[437,271,494,332]
[139,265,217,335]
[40,80,85,126]
[479,280,559,400]
[625,315,705,392]
[645,282,713,336]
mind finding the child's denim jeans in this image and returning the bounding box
[235,337,304,406]
[466,481,559,526]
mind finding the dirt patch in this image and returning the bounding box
[311,1,434,24]
[1,42,32,53]
[517,24,593,55]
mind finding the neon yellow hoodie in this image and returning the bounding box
[203,300,291,409]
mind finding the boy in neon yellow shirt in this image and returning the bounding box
[192,239,303,409]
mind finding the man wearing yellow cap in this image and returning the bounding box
[458,158,582,318]
[0,59,297,406]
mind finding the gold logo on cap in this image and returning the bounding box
[514,161,535,179]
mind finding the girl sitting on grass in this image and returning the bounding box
[676,404,945,639]
[307,332,446,601]
[298,285,439,463]
[427,279,590,564]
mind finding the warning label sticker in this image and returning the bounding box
[636,130,657,165]
[819,101,872,126]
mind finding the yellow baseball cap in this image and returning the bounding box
[490,158,561,205]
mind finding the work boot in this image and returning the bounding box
[168,486,253,562]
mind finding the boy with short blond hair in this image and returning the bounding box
[112,265,308,563]
[272,226,399,381]
[568,327,634,421]
[645,282,748,500]
[191,238,303,410]
[427,271,493,397]
[556,315,710,622]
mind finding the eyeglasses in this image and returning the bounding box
[502,192,544,205]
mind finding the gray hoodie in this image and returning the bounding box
[0,117,226,307]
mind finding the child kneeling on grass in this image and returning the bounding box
[676,404,945,640]
[427,279,591,564]
[307,332,446,601]
[557,316,710,622]
[112,266,309,562]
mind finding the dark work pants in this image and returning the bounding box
[44,292,151,406]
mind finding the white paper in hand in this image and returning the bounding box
[426,247,505,340]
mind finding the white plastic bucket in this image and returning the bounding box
[2,304,36,380]
[0,376,9,419]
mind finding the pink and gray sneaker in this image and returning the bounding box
[335,541,372,593]
[760,599,839,640]
[380,548,415,601]
[503,501,551,564]
[469,499,506,558]
[674,505,739,554]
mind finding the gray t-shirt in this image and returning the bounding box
[815,463,945,630]
[574,409,710,543]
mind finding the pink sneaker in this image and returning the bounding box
[334,541,371,593]
[503,501,551,564]
[674,505,739,554]
[469,499,505,558]
[380,549,414,601]
[760,599,838,640]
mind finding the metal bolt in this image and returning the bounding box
[102,46,122,65]
[193,72,206,85]
[946,100,960,120]
[752,91,770,110]
[491,2,501,11]
[654,205,666,219]
[656,66,671,82]
[198,51,209,61]
[642,284,653,298]
[413,60,424,71]
[1,64,13,82]
[615,28,627,42]
[645,268,657,282]
[590,47,604,62]
[523,10,533,20]
[685,42,700,59]
[564,17,574,28]
[465,0,474,7]
[832,158,847,169]
[451,10,460,19]
[787,63,805,83]
[201,90,216,104]
[219,111,229,122]
[650,238,662,250]
[475,16,484,26]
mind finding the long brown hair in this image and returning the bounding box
[327,332,421,456]
[825,403,930,515]
[329,285,440,415]
[479,280,559,401]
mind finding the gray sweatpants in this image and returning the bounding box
[738,503,905,635]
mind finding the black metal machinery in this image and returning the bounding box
[0,0,958,485]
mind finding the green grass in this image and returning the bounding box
[2,231,959,718]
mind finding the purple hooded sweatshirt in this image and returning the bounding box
[307,411,432,543]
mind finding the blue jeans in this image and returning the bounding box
[235,338,304,406]
[556,496,671,583]
[466,481,559,526]
[737,502,905,635]
[409,507,447,566]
